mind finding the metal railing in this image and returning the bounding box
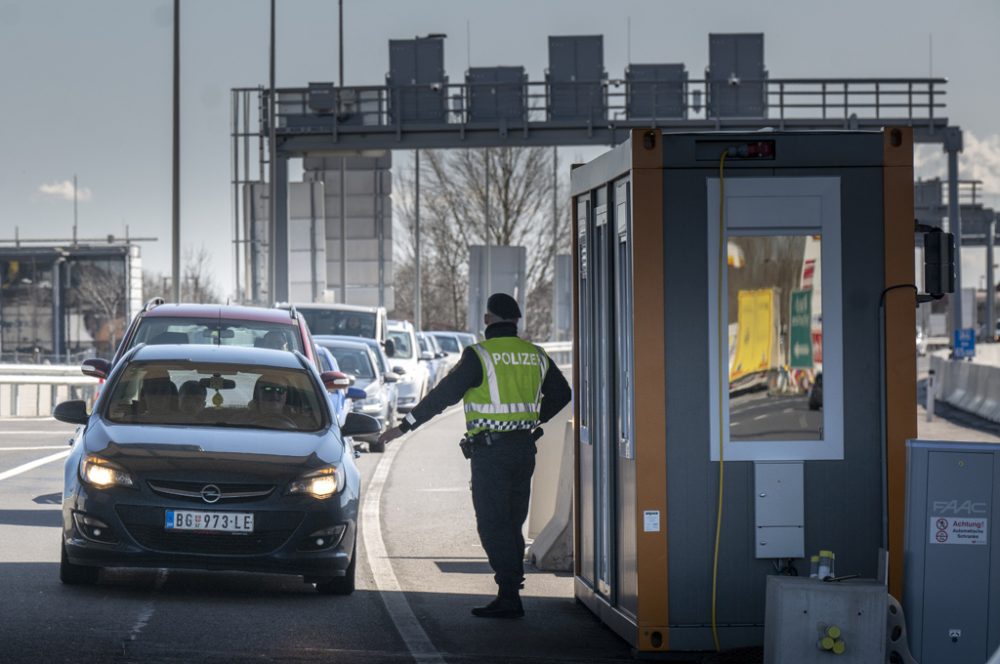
[260,77,947,134]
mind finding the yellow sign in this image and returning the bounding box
[730,288,775,381]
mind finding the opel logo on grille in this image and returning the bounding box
[200,484,222,504]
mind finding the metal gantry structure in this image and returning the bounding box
[230,35,967,333]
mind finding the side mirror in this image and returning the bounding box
[383,371,399,384]
[392,366,406,375]
[341,412,382,437]
[435,351,447,359]
[321,370,352,392]
[383,339,396,358]
[53,400,90,425]
[419,351,434,361]
[346,387,366,400]
[81,358,110,380]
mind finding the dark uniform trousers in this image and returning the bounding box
[468,430,536,592]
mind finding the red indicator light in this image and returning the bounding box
[728,140,775,159]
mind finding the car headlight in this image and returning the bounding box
[80,454,135,489]
[287,466,345,499]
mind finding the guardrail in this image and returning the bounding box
[538,341,572,367]
[0,364,97,418]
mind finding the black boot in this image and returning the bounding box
[471,587,524,619]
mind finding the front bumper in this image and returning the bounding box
[63,484,357,579]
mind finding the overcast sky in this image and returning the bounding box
[1,0,997,295]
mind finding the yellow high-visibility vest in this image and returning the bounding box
[463,337,549,435]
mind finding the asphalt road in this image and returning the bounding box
[0,412,633,664]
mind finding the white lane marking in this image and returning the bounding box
[0,446,68,451]
[363,430,449,663]
[0,450,71,481]
[753,414,768,421]
[125,569,168,646]
[0,430,75,435]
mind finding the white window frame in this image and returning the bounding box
[706,177,844,462]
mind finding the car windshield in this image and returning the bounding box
[299,309,377,339]
[435,335,460,353]
[388,331,414,359]
[456,333,476,348]
[328,347,375,379]
[129,317,303,354]
[104,361,325,431]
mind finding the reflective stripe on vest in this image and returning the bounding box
[463,338,549,434]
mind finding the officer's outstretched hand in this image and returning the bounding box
[377,425,404,448]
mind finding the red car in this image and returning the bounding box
[82,299,322,380]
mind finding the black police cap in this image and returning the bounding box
[487,293,522,320]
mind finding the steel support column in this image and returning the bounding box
[945,128,963,339]
[272,154,290,303]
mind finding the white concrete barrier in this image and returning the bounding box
[933,354,1000,424]
[527,418,574,572]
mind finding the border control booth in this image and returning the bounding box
[570,128,916,654]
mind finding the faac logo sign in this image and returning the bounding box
[933,499,987,515]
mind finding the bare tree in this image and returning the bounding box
[392,147,570,339]
[142,245,221,304]
[73,263,127,356]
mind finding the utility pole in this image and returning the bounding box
[414,150,422,330]
[338,0,344,86]
[267,0,277,304]
[485,149,492,300]
[171,0,181,303]
[73,174,78,246]
[551,146,558,340]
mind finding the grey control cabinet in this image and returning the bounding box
[547,35,606,122]
[625,64,687,120]
[707,33,767,118]
[387,36,447,123]
[904,440,1000,663]
[466,66,526,122]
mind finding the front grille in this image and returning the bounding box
[116,504,303,556]
[147,479,275,504]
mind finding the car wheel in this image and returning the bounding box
[60,542,100,585]
[315,541,356,595]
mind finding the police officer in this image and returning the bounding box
[377,293,571,619]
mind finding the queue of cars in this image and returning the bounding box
[55,298,476,593]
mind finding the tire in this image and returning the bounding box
[315,541,356,595]
[60,543,100,585]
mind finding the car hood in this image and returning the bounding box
[352,377,376,394]
[85,419,343,478]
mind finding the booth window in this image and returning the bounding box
[706,178,843,461]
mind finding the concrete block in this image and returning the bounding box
[344,239,380,261]
[344,261,381,285]
[288,181,324,219]
[764,576,886,664]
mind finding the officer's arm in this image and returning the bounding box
[538,359,572,424]
[398,347,482,433]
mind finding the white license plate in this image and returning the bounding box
[165,510,254,533]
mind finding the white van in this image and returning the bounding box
[387,320,430,412]
[278,303,394,357]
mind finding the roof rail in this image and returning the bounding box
[142,297,165,313]
[288,304,298,320]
